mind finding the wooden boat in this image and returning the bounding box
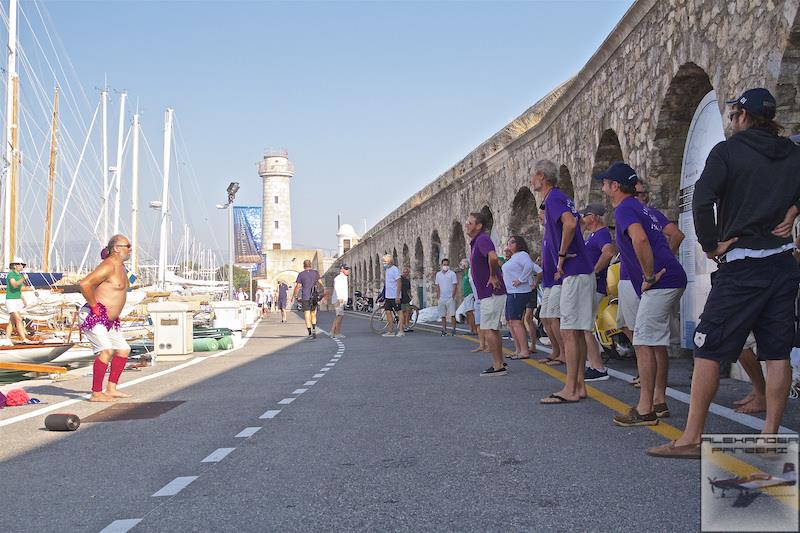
[0,343,73,364]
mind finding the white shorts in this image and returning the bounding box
[474,298,481,325]
[79,306,130,354]
[743,331,757,350]
[560,274,596,331]
[335,303,345,317]
[462,293,475,313]
[540,286,562,319]
[478,294,506,331]
[5,298,23,314]
[616,280,640,330]
[632,288,684,347]
[437,298,456,318]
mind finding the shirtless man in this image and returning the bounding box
[79,234,133,402]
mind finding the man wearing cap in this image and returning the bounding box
[599,163,687,426]
[580,203,615,381]
[649,88,800,458]
[4,258,34,344]
[330,263,350,339]
[533,159,596,403]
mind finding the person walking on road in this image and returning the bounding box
[4,258,33,344]
[649,88,800,458]
[466,212,508,376]
[79,235,134,402]
[381,254,402,337]
[277,281,289,323]
[255,286,265,317]
[434,258,458,336]
[293,260,325,339]
[331,264,350,339]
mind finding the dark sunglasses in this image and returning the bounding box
[115,244,133,249]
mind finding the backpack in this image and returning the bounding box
[311,280,325,303]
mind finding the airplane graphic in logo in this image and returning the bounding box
[708,462,796,499]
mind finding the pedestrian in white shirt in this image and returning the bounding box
[501,235,536,359]
[382,255,402,337]
[434,258,458,336]
[255,287,265,317]
[331,264,350,338]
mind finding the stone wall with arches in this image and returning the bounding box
[329,0,800,307]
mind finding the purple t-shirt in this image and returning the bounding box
[469,232,507,300]
[295,269,321,300]
[540,236,562,289]
[614,196,687,296]
[544,188,594,279]
[585,226,612,295]
[619,206,672,281]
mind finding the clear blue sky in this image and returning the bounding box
[28,0,634,261]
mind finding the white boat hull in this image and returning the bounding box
[0,343,74,364]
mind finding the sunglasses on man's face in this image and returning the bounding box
[115,244,132,249]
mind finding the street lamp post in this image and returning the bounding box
[216,181,239,300]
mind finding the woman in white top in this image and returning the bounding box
[501,235,536,359]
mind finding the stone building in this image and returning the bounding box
[330,0,800,344]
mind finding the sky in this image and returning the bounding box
[8,0,635,265]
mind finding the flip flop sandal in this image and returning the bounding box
[540,393,579,404]
[545,359,565,366]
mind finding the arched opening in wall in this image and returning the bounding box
[508,187,541,250]
[368,257,374,290]
[448,221,466,268]
[590,129,624,217]
[557,164,574,201]
[777,9,800,135]
[374,254,381,289]
[362,260,367,292]
[649,62,714,218]
[413,237,424,280]
[402,244,410,268]
[479,205,494,233]
[392,248,398,266]
[430,230,442,274]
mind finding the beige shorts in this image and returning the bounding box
[335,303,345,317]
[633,288,684,347]
[79,307,130,354]
[560,274,596,331]
[478,294,507,331]
[437,298,456,318]
[5,298,23,314]
[540,286,562,319]
[616,280,640,330]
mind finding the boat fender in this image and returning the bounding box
[44,413,81,431]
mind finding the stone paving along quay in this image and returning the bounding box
[1,312,797,532]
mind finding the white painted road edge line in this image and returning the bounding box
[235,427,261,438]
[278,397,296,405]
[152,476,199,497]
[0,319,263,428]
[98,519,142,533]
[259,409,281,419]
[201,447,236,463]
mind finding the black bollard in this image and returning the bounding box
[44,413,81,431]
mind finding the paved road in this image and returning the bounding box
[0,311,794,532]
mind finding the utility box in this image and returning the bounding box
[148,301,199,356]
[212,301,244,332]
[243,302,258,327]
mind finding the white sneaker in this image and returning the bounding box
[381,332,396,337]
[333,334,346,339]
[395,332,406,337]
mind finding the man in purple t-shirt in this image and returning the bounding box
[532,158,596,404]
[598,162,687,427]
[293,259,325,339]
[580,202,615,381]
[536,206,565,367]
[466,211,508,377]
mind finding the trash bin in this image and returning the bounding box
[212,301,244,332]
[243,302,258,327]
[147,301,199,356]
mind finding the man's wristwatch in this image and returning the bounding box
[644,274,656,284]
[558,253,567,258]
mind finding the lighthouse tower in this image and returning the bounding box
[257,150,294,251]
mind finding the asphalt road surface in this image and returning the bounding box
[0,310,795,532]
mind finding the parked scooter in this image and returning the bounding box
[594,261,635,361]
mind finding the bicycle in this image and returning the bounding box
[370,301,419,334]
[353,291,373,313]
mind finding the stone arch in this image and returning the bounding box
[362,259,367,293]
[590,129,624,212]
[480,205,494,234]
[557,164,574,201]
[430,230,442,273]
[648,62,714,219]
[374,253,381,291]
[367,257,374,291]
[402,243,410,268]
[413,237,424,280]
[777,9,800,135]
[508,186,540,249]
[392,247,398,266]
[448,221,467,268]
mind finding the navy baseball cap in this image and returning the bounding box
[340,263,351,270]
[595,162,639,186]
[726,88,776,119]
[580,202,607,216]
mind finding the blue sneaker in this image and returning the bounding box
[584,367,609,381]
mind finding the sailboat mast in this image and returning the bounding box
[131,112,140,273]
[112,92,126,234]
[157,108,174,288]
[101,89,108,243]
[8,74,19,263]
[2,0,17,268]
[43,86,59,271]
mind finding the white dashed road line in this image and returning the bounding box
[278,397,296,405]
[152,476,199,497]
[313,373,325,378]
[235,427,262,438]
[304,381,317,386]
[292,388,308,395]
[260,409,282,419]
[201,448,236,463]
[99,519,142,533]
